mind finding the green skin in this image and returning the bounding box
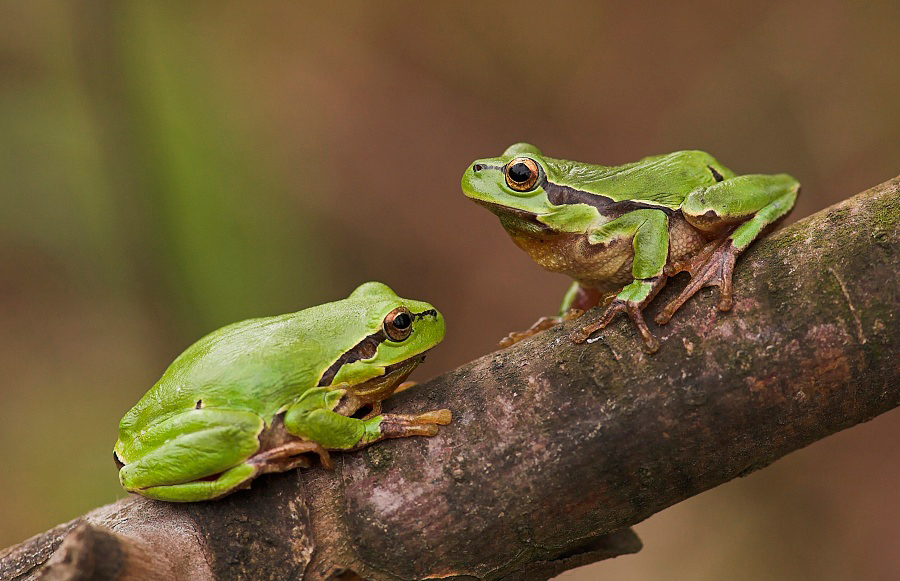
[114,282,450,502]
[462,143,799,352]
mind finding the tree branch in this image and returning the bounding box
[3,178,898,581]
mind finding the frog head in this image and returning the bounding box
[328,282,445,399]
[462,143,599,235]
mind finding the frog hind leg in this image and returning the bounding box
[655,174,799,324]
[498,281,599,348]
[131,426,329,502]
[138,462,258,502]
[571,209,670,352]
[118,408,265,502]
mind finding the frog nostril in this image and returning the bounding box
[473,163,485,172]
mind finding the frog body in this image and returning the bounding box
[114,282,449,502]
[462,143,799,351]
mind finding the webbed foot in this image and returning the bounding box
[655,239,739,325]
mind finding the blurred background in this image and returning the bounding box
[1,1,897,579]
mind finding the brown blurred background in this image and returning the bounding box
[1,1,897,579]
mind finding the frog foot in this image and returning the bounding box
[571,277,666,353]
[250,440,332,472]
[379,409,452,438]
[360,401,382,420]
[571,300,659,352]
[655,239,738,325]
[499,309,584,348]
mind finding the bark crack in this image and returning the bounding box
[829,266,867,345]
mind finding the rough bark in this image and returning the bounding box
[2,177,897,581]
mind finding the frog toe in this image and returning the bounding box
[572,300,660,352]
[573,277,664,351]
[501,313,578,348]
[571,301,624,343]
[249,439,331,472]
[365,409,453,443]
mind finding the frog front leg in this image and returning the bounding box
[283,388,451,453]
[655,174,799,324]
[571,209,670,352]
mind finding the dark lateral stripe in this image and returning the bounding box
[412,308,438,320]
[317,330,385,387]
[474,160,674,216]
[545,181,675,217]
[316,309,438,387]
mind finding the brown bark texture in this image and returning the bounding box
[2,177,898,581]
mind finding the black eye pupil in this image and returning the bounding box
[508,162,532,183]
[393,313,412,330]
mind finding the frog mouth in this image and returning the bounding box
[472,199,556,236]
[472,198,540,220]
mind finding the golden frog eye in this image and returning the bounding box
[383,307,413,341]
[505,157,539,191]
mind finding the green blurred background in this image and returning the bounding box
[1,1,897,579]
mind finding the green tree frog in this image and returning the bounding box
[114,282,450,502]
[462,143,799,352]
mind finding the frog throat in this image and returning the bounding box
[349,357,422,401]
[316,309,437,387]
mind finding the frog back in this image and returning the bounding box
[118,305,368,440]
[545,150,735,209]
